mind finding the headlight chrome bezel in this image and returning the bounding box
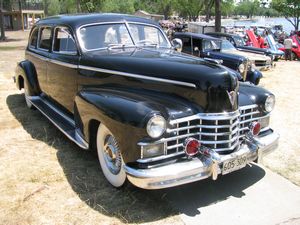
[146,115,166,138]
[264,95,275,113]
[238,63,245,73]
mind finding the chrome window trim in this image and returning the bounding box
[52,26,78,56]
[28,27,39,50]
[78,65,197,88]
[76,21,171,52]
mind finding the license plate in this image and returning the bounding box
[222,154,248,175]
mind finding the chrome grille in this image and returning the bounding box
[166,105,260,154]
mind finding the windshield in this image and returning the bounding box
[78,23,170,51]
[221,40,236,50]
[128,23,169,47]
[202,40,221,51]
[233,36,245,47]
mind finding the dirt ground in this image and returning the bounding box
[0,31,299,225]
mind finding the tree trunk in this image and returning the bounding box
[205,0,214,22]
[215,0,221,32]
[0,0,5,41]
[43,0,49,16]
[77,0,81,13]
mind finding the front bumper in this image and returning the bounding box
[124,131,279,189]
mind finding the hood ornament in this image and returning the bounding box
[227,91,236,107]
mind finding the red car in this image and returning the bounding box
[278,35,300,60]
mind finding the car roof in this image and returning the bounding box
[206,32,240,38]
[36,13,159,30]
[174,32,221,41]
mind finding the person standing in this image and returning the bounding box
[257,35,265,48]
[283,37,293,61]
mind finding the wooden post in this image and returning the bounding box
[21,12,24,31]
[32,13,35,24]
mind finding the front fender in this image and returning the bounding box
[75,87,201,163]
[246,69,263,85]
[15,60,40,95]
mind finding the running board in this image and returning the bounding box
[27,96,89,149]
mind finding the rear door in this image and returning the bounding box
[26,26,52,94]
[47,26,79,113]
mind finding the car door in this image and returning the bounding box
[26,26,51,94]
[47,26,79,113]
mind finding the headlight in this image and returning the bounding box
[238,63,245,73]
[264,95,275,112]
[146,115,166,138]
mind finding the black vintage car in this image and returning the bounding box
[206,32,284,60]
[173,32,263,85]
[14,14,279,189]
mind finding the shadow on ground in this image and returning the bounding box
[7,93,266,223]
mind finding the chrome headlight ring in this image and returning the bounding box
[146,115,166,138]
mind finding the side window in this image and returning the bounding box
[181,37,192,53]
[29,28,38,48]
[38,27,52,51]
[53,27,77,54]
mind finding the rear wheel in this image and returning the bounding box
[291,52,297,61]
[96,124,126,187]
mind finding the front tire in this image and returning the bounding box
[96,124,126,187]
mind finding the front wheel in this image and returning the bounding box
[96,124,126,187]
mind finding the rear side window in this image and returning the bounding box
[53,27,77,54]
[29,28,38,48]
[38,27,52,51]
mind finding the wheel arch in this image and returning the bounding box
[15,60,41,95]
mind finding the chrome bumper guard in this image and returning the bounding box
[124,131,279,189]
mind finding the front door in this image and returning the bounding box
[47,26,79,113]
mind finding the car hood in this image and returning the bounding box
[79,47,239,112]
[222,49,271,61]
[80,47,238,89]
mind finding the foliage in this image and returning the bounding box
[271,0,300,30]
[102,0,135,14]
[234,0,260,18]
[175,0,205,21]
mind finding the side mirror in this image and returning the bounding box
[171,38,182,52]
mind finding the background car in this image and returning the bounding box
[173,32,263,85]
[206,32,284,61]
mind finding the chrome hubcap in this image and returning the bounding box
[103,135,122,175]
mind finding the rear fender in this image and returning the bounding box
[15,60,40,95]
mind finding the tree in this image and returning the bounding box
[205,0,214,22]
[0,0,5,40]
[215,0,221,32]
[175,0,205,21]
[272,0,300,31]
[102,0,135,14]
[235,0,260,18]
[222,0,234,17]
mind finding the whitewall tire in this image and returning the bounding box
[96,124,126,187]
[24,84,34,109]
